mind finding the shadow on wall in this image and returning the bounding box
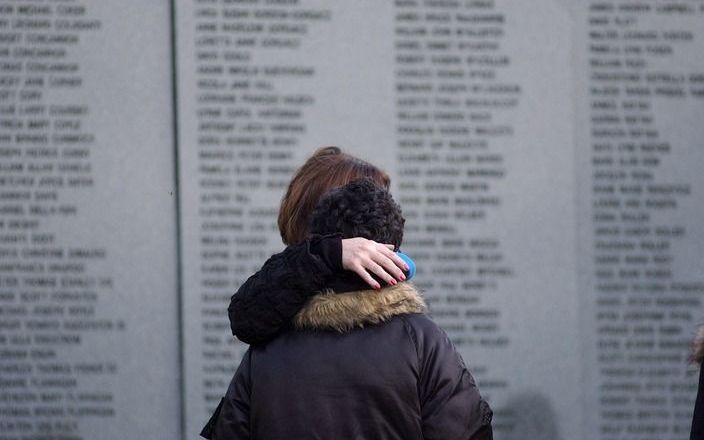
[502,392,562,440]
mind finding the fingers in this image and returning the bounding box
[371,254,406,282]
[375,245,410,280]
[351,264,381,290]
[362,258,398,287]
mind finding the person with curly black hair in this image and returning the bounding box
[310,178,405,250]
[204,179,493,440]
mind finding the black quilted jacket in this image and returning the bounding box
[209,282,493,440]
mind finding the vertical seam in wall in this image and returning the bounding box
[569,5,587,439]
[168,0,186,438]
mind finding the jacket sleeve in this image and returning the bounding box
[228,235,342,345]
[212,349,252,440]
[410,316,493,440]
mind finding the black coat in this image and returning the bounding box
[693,364,704,440]
[210,282,492,440]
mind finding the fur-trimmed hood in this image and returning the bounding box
[293,282,426,332]
[692,325,704,365]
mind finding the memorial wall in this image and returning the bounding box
[0,0,703,439]
[0,1,180,438]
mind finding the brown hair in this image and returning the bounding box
[278,146,390,245]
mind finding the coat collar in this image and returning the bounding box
[293,282,426,332]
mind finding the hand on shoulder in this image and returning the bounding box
[341,237,410,290]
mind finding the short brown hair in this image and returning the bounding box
[278,146,390,245]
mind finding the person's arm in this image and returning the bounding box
[212,349,252,440]
[228,235,339,345]
[229,235,409,345]
[407,316,493,440]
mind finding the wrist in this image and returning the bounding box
[309,234,343,272]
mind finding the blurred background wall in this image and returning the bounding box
[1,0,703,439]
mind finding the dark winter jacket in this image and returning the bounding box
[210,282,493,440]
[692,326,704,440]
[228,235,343,345]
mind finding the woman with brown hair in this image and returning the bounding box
[227,146,410,345]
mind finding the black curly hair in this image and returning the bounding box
[310,178,405,249]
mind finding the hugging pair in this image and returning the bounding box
[203,178,492,440]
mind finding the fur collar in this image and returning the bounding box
[293,282,426,332]
[692,325,704,364]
